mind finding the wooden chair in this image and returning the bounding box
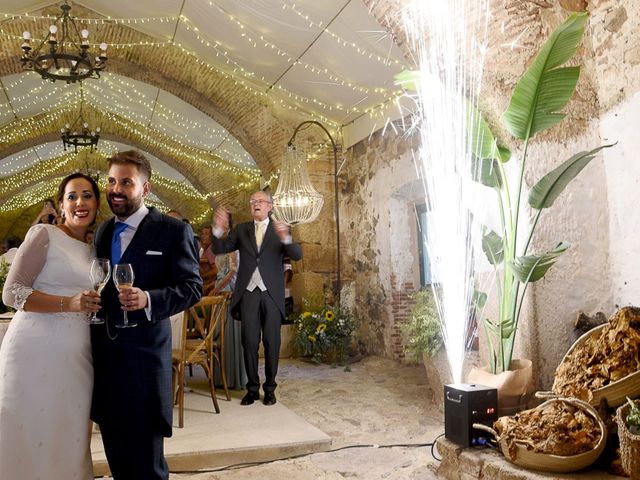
[171,295,230,427]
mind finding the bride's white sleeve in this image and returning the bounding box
[2,225,50,311]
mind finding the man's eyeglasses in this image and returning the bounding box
[249,199,272,206]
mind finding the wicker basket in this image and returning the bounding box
[616,400,640,479]
[474,397,606,473]
[554,324,640,408]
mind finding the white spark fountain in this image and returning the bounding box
[401,0,492,384]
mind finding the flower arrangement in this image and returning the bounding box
[294,302,355,366]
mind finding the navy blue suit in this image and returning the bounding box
[212,220,302,394]
[91,207,202,479]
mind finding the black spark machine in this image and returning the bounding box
[444,383,498,447]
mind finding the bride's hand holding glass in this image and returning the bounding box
[88,258,111,324]
[67,290,101,313]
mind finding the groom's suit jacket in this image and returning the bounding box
[90,207,202,436]
[212,219,302,320]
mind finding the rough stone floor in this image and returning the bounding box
[170,356,443,480]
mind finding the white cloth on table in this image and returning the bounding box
[0,224,94,480]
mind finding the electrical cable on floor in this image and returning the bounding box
[169,439,442,474]
[430,432,445,461]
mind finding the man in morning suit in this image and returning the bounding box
[91,150,202,479]
[212,190,302,406]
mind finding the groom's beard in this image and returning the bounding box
[107,193,142,217]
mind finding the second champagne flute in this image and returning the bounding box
[88,258,111,324]
[113,263,137,328]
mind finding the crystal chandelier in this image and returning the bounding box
[20,1,107,83]
[61,83,100,152]
[272,146,324,225]
[273,120,342,298]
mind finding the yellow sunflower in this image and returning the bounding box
[325,310,335,321]
[301,311,312,319]
[308,334,317,343]
[316,323,327,334]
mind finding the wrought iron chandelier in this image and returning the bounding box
[20,1,107,83]
[61,83,100,152]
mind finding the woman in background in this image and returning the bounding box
[199,226,218,294]
[210,214,246,390]
[31,198,60,226]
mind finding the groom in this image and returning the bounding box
[91,150,202,479]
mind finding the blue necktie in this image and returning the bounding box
[111,222,129,264]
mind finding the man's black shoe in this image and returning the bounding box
[263,392,276,406]
[241,391,260,405]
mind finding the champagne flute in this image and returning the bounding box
[113,263,137,328]
[88,258,111,324]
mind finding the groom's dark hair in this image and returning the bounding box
[108,150,152,181]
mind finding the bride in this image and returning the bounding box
[0,173,102,479]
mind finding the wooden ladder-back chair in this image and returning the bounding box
[171,295,230,427]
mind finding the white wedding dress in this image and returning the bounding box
[0,224,94,479]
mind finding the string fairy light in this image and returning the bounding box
[278,0,408,68]
[0,2,407,214]
[0,3,405,125]
[180,14,398,96]
[0,72,262,179]
[87,74,256,167]
[0,150,215,214]
[0,12,176,24]
[1,34,395,127]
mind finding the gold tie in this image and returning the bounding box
[255,222,265,248]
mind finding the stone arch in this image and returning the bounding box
[0,4,297,178]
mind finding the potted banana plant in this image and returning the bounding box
[397,12,613,410]
[468,12,612,380]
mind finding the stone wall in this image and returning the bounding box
[340,129,423,358]
[342,0,640,390]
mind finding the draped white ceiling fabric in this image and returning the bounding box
[0,0,409,213]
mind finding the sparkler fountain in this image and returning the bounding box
[399,0,492,385]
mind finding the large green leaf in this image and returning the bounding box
[467,101,511,162]
[482,230,504,266]
[472,156,502,188]
[511,242,570,283]
[473,290,488,311]
[501,12,589,140]
[529,144,614,209]
[394,70,421,91]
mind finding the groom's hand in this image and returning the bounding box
[118,287,148,311]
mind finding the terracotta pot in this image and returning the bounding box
[467,359,535,416]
